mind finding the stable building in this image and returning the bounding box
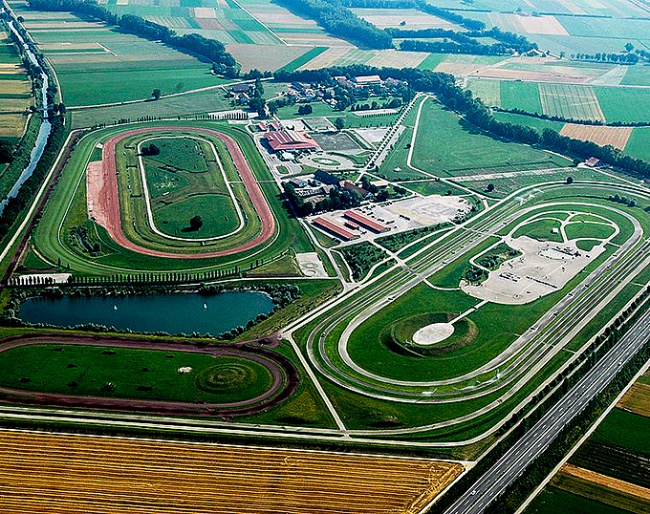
[312,217,359,241]
[343,210,388,233]
[264,130,321,153]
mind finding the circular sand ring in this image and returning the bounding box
[412,323,455,346]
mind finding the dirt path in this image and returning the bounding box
[94,126,275,259]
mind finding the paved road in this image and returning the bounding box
[443,305,650,514]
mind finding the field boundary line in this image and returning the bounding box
[227,0,287,46]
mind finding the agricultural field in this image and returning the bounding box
[0,27,32,139]
[9,1,229,106]
[0,430,462,514]
[525,366,650,514]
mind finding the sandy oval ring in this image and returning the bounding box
[412,323,455,346]
[91,126,275,259]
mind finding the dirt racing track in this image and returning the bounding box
[94,126,276,259]
[0,333,298,416]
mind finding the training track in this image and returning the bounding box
[0,333,298,416]
[94,126,275,259]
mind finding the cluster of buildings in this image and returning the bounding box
[229,83,257,105]
[312,210,389,242]
[286,171,377,202]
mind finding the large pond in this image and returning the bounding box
[18,292,274,336]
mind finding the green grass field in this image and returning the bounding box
[467,79,501,107]
[594,87,650,124]
[592,408,650,455]
[30,121,314,275]
[624,127,650,162]
[0,342,277,404]
[410,98,571,177]
[501,81,542,114]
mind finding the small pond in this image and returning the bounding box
[18,291,274,336]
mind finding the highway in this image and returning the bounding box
[442,304,650,514]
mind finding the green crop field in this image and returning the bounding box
[410,98,571,177]
[467,79,501,107]
[624,128,650,162]
[594,87,650,124]
[11,4,230,106]
[491,111,565,134]
[501,81,542,114]
[592,408,650,455]
[525,486,632,514]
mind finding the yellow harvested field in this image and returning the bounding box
[368,49,428,69]
[618,382,650,417]
[561,464,650,502]
[0,79,31,96]
[300,47,353,70]
[560,123,632,150]
[353,9,454,29]
[518,15,569,36]
[0,430,463,514]
[0,113,27,138]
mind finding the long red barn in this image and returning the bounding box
[343,210,388,233]
[265,130,321,152]
[313,217,359,241]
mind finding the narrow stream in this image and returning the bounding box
[0,19,52,215]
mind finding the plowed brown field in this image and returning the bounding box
[0,430,463,513]
[560,123,632,150]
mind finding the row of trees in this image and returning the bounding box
[276,0,392,49]
[388,26,535,56]
[27,0,238,75]
[274,64,650,178]
[496,106,650,127]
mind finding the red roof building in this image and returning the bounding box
[264,130,321,152]
[343,210,388,233]
[313,217,359,241]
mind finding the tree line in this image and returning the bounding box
[274,64,650,178]
[276,0,392,49]
[27,0,238,76]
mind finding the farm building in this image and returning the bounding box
[342,181,373,200]
[343,210,388,233]
[264,130,321,153]
[314,170,342,186]
[313,217,359,241]
[230,83,255,94]
[354,75,382,86]
[585,157,601,167]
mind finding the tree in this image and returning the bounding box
[486,183,495,192]
[334,117,345,131]
[0,139,13,164]
[566,176,573,184]
[141,143,160,156]
[625,42,634,53]
[151,88,161,101]
[298,104,313,115]
[189,215,203,231]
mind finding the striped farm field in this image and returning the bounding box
[560,123,632,150]
[0,430,463,514]
[538,83,604,122]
